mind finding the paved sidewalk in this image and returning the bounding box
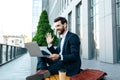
[0,53,120,80]
[81,59,120,80]
[0,53,31,80]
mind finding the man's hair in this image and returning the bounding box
[54,17,67,24]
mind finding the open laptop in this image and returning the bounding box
[25,42,50,57]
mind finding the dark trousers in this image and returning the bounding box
[37,50,63,75]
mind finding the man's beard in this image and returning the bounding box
[57,28,65,35]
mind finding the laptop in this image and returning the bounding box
[25,42,50,57]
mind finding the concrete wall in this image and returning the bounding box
[99,0,115,63]
[81,0,89,59]
[41,0,117,63]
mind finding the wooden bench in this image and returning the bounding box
[45,69,107,80]
[45,74,70,80]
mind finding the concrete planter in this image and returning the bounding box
[30,46,48,74]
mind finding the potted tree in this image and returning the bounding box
[32,10,58,47]
[31,10,58,74]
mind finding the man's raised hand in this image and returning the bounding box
[45,33,54,45]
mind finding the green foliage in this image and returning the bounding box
[32,10,58,46]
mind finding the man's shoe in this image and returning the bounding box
[36,70,50,78]
[26,70,50,80]
[26,74,44,80]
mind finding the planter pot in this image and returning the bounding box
[30,46,49,74]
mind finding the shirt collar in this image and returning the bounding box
[60,30,68,38]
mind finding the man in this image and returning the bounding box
[26,17,81,80]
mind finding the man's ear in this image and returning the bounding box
[64,23,67,28]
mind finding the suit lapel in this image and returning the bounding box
[62,31,71,52]
[57,38,62,53]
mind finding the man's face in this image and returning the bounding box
[54,21,66,35]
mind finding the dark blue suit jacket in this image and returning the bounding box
[48,31,81,76]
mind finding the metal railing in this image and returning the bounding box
[0,43,27,66]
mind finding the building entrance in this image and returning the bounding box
[116,0,120,63]
[88,0,99,60]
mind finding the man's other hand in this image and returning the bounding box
[48,54,59,60]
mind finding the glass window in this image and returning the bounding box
[12,40,14,43]
[67,0,69,6]
[0,45,2,64]
[116,0,120,62]
[62,0,64,11]
[76,3,81,36]
[63,0,66,9]
[68,12,72,31]
[116,0,120,26]
[91,0,93,6]
[2,45,6,63]
[90,8,94,17]
[88,0,100,59]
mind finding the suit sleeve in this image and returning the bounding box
[47,45,59,54]
[63,34,80,62]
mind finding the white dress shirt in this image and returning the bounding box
[59,30,68,60]
[48,30,68,60]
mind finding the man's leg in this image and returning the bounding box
[47,60,63,75]
[39,50,63,75]
[26,50,63,80]
[26,50,50,80]
[37,50,52,71]
[37,57,47,71]
[37,51,63,75]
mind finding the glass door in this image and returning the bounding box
[116,0,120,62]
[89,0,99,59]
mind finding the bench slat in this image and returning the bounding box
[45,74,70,80]
[54,75,59,80]
[50,75,56,80]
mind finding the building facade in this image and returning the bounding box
[37,0,120,63]
[3,35,25,47]
[32,0,42,38]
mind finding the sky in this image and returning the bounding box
[0,0,32,38]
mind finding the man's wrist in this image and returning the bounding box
[48,44,52,48]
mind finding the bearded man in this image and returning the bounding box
[26,17,82,80]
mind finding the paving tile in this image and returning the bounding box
[81,59,120,80]
[0,53,120,80]
[0,53,31,80]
